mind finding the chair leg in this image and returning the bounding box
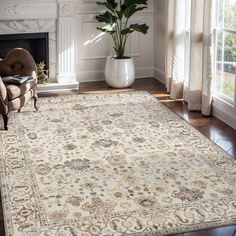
[18,109,21,113]
[33,94,39,111]
[2,114,9,131]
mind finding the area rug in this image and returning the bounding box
[1,91,236,236]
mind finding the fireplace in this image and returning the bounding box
[0,32,49,70]
[0,1,78,91]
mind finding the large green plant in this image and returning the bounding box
[96,0,149,59]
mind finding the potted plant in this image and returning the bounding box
[96,0,149,88]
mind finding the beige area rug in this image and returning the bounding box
[1,91,236,236]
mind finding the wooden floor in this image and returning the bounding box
[1,78,236,236]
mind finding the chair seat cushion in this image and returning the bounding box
[6,81,35,100]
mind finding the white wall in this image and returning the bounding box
[153,0,168,84]
[76,0,154,82]
[0,0,159,84]
[213,97,236,130]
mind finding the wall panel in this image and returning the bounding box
[76,1,154,82]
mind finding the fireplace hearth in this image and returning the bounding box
[0,32,49,70]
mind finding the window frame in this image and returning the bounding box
[213,0,236,107]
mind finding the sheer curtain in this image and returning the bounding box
[166,0,215,116]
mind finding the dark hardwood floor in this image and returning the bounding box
[0,77,236,236]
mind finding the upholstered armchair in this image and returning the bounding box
[0,48,38,130]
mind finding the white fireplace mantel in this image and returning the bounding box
[0,0,78,86]
[0,0,58,21]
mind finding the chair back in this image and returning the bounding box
[0,48,37,80]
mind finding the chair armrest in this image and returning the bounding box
[0,77,8,103]
[0,77,8,114]
[22,69,38,83]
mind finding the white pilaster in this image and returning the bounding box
[57,1,77,84]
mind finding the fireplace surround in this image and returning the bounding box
[0,0,78,92]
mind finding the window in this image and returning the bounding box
[214,0,236,104]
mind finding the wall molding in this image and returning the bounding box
[154,67,165,84]
[77,66,154,82]
[136,67,154,78]
[58,1,78,17]
[78,17,141,61]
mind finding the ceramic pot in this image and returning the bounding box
[105,57,135,88]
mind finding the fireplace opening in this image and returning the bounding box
[0,32,49,71]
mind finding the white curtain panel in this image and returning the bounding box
[166,0,215,116]
[170,0,186,99]
[165,0,176,93]
[201,0,215,115]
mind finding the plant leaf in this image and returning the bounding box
[123,0,148,7]
[97,27,116,35]
[124,4,147,18]
[121,28,133,35]
[96,11,117,23]
[113,47,118,53]
[107,0,118,8]
[123,4,136,18]
[129,23,149,34]
[96,1,118,11]
[116,10,123,20]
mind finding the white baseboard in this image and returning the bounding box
[77,66,154,83]
[37,82,79,94]
[213,104,236,130]
[154,67,165,84]
[136,67,154,78]
[77,70,105,83]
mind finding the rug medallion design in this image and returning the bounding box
[0,91,236,236]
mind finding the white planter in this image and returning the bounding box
[105,57,135,88]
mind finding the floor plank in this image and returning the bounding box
[1,77,236,236]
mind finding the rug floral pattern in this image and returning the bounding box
[0,91,236,236]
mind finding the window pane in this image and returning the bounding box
[217,0,224,27]
[215,31,236,101]
[224,0,236,29]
